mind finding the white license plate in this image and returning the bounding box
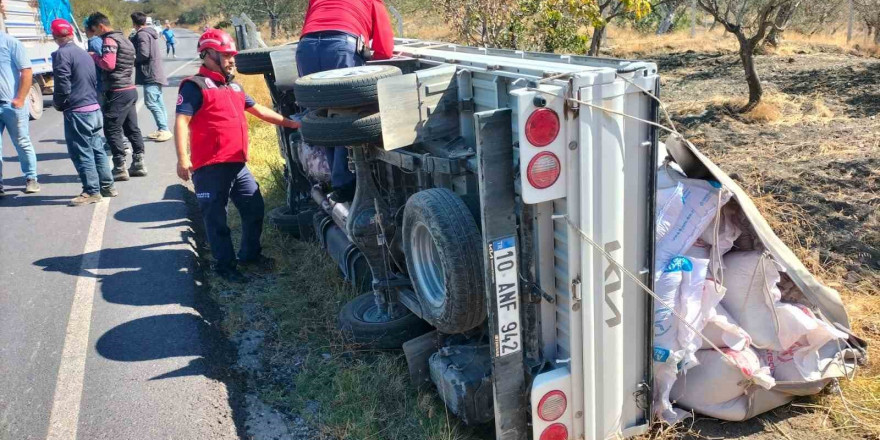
[492,237,521,357]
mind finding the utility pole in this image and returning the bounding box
[690,0,697,37]
[846,0,854,44]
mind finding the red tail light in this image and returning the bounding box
[539,423,569,440]
[537,390,567,421]
[527,152,561,189]
[525,108,560,147]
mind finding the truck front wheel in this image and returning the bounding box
[403,189,486,334]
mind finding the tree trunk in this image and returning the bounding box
[766,1,800,47]
[589,25,605,56]
[657,1,681,34]
[737,33,762,112]
[269,14,278,39]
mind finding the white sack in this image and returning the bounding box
[678,270,725,365]
[653,256,708,422]
[700,202,742,256]
[701,304,751,351]
[680,388,794,422]
[760,304,849,382]
[720,251,784,349]
[671,348,775,416]
[655,165,732,274]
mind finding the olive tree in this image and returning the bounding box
[855,0,880,44]
[696,0,793,111]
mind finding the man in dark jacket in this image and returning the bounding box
[85,12,147,181]
[51,19,118,206]
[131,12,171,142]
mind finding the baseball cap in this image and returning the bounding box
[146,17,153,25]
[51,19,74,38]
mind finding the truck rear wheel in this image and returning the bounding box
[293,65,401,109]
[339,293,432,349]
[28,84,43,120]
[403,189,486,333]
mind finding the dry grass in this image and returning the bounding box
[669,91,835,125]
[607,26,737,58]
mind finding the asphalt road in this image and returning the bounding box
[0,30,242,439]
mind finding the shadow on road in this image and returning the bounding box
[4,173,80,186]
[31,182,248,437]
[3,152,70,162]
[0,194,72,207]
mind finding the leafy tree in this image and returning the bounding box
[696,0,793,111]
[442,0,649,54]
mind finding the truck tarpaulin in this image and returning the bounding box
[37,0,75,34]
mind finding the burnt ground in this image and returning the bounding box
[655,46,879,287]
[646,44,880,439]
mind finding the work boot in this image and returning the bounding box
[213,263,250,284]
[129,154,148,177]
[24,178,40,194]
[101,185,119,197]
[69,192,102,206]
[112,158,130,181]
[238,255,276,272]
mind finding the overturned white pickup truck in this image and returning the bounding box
[234,38,865,439]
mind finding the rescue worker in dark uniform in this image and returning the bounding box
[174,29,299,283]
[295,0,395,203]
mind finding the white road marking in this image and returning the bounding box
[46,200,110,440]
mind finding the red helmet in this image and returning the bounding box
[197,29,238,55]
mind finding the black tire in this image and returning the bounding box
[293,65,401,109]
[300,109,382,147]
[267,206,315,240]
[339,293,433,349]
[403,189,486,334]
[28,84,43,120]
[234,45,290,75]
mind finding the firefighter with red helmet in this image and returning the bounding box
[175,29,299,283]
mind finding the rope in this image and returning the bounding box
[614,73,681,135]
[526,87,680,136]
[552,213,744,372]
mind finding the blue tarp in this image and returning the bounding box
[38,0,76,34]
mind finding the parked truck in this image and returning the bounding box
[234,35,864,440]
[1,0,86,120]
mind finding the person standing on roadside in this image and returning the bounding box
[295,0,395,203]
[131,12,172,143]
[162,21,176,58]
[85,12,147,182]
[175,29,300,283]
[50,19,117,206]
[0,31,39,197]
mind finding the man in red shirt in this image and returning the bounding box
[295,0,395,203]
[175,29,300,283]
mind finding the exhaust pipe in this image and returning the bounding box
[311,185,350,231]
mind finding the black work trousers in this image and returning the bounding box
[102,88,145,162]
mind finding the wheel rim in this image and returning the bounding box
[355,296,408,323]
[310,66,387,80]
[410,223,446,308]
